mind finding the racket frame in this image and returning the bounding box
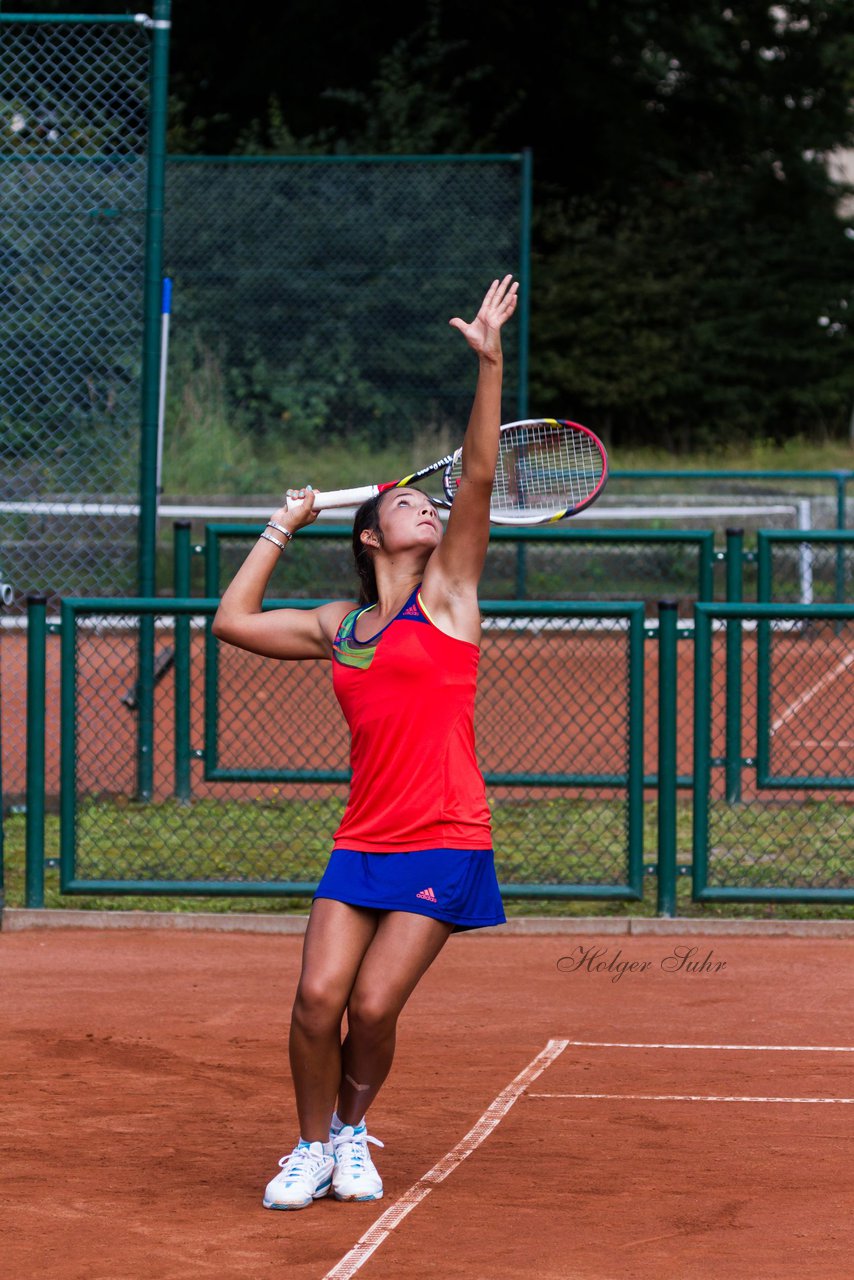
[442,418,608,525]
[286,418,608,525]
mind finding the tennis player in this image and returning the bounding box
[212,275,518,1210]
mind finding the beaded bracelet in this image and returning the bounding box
[266,519,294,541]
[259,530,288,553]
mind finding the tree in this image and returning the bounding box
[527,1,854,445]
[15,0,854,446]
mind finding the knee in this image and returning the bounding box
[291,980,345,1037]
[346,991,399,1040]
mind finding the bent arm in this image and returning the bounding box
[212,493,352,660]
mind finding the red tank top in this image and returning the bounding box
[331,586,492,852]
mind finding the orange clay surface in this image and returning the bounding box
[2,927,853,1279]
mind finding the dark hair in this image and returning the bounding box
[351,487,437,605]
[352,493,385,605]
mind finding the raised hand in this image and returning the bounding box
[274,486,319,532]
[448,275,519,362]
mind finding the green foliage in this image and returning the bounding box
[234,95,325,157]
[526,1,854,446]
[531,166,854,449]
[159,336,463,495]
[320,3,494,154]
[162,155,520,457]
[162,0,854,451]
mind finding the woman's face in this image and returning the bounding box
[372,487,443,554]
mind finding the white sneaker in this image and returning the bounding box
[332,1124,384,1202]
[263,1140,334,1210]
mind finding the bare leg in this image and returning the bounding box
[289,899,379,1142]
[336,912,453,1126]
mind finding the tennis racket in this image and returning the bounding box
[286,418,608,525]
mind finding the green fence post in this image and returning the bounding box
[656,600,679,917]
[517,147,532,419]
[835,476,847,630]
[25,594,48,909]
[627,604,646,897]
[135,0,172,802]
[691,606,713,899]
[137,0,172,599]
[203,524,221,772]
[59,601,78,895]
[724,528,744,805]
[173,522,192,803]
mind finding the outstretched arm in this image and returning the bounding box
[424,275,518,607]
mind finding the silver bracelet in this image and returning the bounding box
[259,530,288,553]
[266,519,294,541]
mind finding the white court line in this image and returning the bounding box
[771,651,854,735]
[562,1040,854,1052]
[530,1093,854,1104]
[323,1038,569,1280]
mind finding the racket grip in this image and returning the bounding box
[285,484,379,513]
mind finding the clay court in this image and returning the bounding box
[2,922,853,1279]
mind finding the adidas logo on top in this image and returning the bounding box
[416,887,437,903]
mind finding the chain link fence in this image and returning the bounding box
[757,531,854,606]
[200,524,715,610]
[18,597,853,912]
[1,29,523,802]
[1,15,153,816]
[40,600,642,900]
[161,156,523,469]
[693,605,854,901]
[0,17,151,607]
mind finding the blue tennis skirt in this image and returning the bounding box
[314,847,506,932]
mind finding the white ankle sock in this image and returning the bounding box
[331,1111,365,1134]
[299,1136,333,1155]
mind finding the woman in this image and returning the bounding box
[212,275,518,1211]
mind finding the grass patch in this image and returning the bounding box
[609,436,854,475]
[158,357,854,503]
[3,796,853,921]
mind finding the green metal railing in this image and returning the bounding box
[655,601,679,917]
[197,521,717,604]
[198,520,714,802]
[21,593,853,912]
[693,602,854,904]
[25,595,645,903]
[757,529,854,605]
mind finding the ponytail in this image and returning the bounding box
[352,493,384,605]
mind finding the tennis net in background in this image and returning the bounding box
[0,492,820,613]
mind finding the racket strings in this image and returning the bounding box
[491,423,604,516]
